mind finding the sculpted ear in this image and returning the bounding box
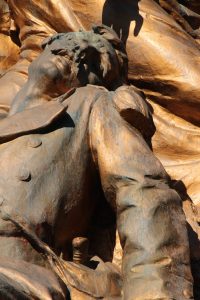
[92,24,128,82]
[92,24,122,47]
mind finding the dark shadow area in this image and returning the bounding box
[10,26,21,47]
[187,223,200,300]
[179,0,200,15]
[171,179,200,300]
[88,175,116,263]
[102,0,143,45]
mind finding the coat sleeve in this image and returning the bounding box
[89,88,193,300]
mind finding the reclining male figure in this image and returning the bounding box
[0,26,194,299]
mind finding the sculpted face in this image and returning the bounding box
[28,27,128,98]
[9,26,128,114]
[28,48,77,97]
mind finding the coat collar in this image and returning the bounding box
[0,89,76,143]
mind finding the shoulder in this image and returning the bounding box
[112,85,150,118]
[63,85,109,108]
[76,85,108,98]
[90,85,155,139]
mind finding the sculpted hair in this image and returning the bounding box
[41,25,128,89]
[92,25,128,84]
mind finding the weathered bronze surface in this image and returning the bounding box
[0,1,199,299]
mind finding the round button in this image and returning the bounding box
[17,168,31,182]
[28,137,42,148]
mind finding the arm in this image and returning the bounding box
[89,87,193,299]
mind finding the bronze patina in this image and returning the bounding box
[0,1,200,299]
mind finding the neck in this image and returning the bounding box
[9,83,53,116]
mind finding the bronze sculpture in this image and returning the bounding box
[0,0,200,298]
[0,0,199,213]
[0,25,194,299]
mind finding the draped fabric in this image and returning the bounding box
[0,0,19,77]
